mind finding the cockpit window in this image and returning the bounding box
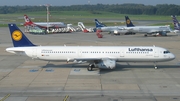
[163,51,170,54]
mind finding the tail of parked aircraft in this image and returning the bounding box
[95,19,106,28]
[8,23,36,47]
[24,14,34,26]
[171,15,180,30]
[125,16,135,27]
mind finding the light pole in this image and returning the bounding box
[45,4,50,33]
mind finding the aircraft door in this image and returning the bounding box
[154,49,159,57]
[32,48,37,58]
[120,51,124,57]
[78,50,82,57]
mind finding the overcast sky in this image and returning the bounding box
[1,0,180,6]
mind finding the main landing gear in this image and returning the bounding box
[87,64,95,71]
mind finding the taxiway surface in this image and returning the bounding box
[0,27,180,101]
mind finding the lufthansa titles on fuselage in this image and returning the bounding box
[128,48,153,52]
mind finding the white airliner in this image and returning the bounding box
[125,16,171,36]
[6,24,175,71]
[95,19,133,35]
[24,15,67,28]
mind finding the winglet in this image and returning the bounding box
[125,16,135,27]
[8,23,36,47]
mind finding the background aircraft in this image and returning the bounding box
[7,24,175,71]
[171,15,180,34]
[94,19,135,35]
[125,16,171,36]
[24,14,67,29]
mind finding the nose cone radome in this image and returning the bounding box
[170,53,175,60]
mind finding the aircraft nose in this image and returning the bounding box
[170,53,175,60]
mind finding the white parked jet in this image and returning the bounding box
[125,16,171,37]
[6,24,175,71]
[95,19,133,35]
[24,14,67,28]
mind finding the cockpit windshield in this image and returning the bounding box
[163,50,170,54]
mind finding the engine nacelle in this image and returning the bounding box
[174,30,180,34]
[113,30,119,34]
[160,31,167,36]
[95,59,116,69]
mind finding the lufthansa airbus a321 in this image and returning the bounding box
[6,24,175,71]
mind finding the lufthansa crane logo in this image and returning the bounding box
[12,30,22,41]
[126,19,130,24]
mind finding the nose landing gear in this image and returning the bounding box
[154,62,158,69]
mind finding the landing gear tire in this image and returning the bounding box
[87,64,95,71]
[87,66,93,71]
[144,34,147,37]
[154,62,158,69]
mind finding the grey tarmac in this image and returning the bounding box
[0,27,180,101]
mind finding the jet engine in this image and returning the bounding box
[173,30,180,34]
[113,29,129,35]
[95,59,116,69]
[113,30,120,35]
[160,31,167,36]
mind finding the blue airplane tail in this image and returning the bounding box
[171,15,180,30]
[8,23,36,47]
[125,16,135,27]
[95,19,107,28]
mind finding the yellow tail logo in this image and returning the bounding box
[126,19,130,24]
[12,30,22,41]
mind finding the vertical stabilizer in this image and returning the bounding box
[95,19,107,28]
[24,14,34,26]
[125,16,135,27]
[171,15,180,30]
[8,23,36,47]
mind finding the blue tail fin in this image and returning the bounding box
[171,15,180,30]
[125,16,135,27]
[95,19,107,28]
[8,23,36,47]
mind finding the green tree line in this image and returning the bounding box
[0,4,180,15]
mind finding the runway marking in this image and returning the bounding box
[0,94,11,101]
[63,95,69,101]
